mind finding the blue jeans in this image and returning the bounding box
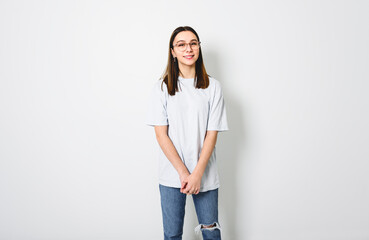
[159,184,221,240]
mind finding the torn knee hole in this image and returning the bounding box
[201,223,216,229]
[194,222,221,234]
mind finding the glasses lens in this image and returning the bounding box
[176,42,200,51]
[190,42,199,50]
[178,43,186,51]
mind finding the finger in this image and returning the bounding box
[181,183,187,193]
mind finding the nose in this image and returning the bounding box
[185,43,193,52]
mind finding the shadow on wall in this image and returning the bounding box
[206,49,248,239]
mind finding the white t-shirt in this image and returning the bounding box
[145,76,229,192]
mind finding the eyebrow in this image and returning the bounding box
[176,39,198,43]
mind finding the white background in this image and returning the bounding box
[0,1,368,239]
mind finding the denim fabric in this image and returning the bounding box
[159,184,221,240]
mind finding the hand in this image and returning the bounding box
[183,172,201,195]
[179,171,190,193]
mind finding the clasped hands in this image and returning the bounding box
[180,171,201,195]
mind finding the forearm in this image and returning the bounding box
[156,134,189,176]
[192,131,218,177]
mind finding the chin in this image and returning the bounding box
[181,62,196,67]
[182,58,199,65]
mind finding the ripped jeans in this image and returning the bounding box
[159,184,221,240]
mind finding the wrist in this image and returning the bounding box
[192,168,204,178]
[178,168,189,177]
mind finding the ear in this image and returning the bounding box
[171,48,176,58]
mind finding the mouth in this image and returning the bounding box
[183,55,194,59]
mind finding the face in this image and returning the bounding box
[171,31,200,67]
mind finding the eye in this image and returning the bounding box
[190,42,198,46]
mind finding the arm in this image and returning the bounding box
[154,125,190,189]
[183,130,218,195]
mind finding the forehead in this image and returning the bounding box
[173,31,198,43]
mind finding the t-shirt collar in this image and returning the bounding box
[178,76,195,81]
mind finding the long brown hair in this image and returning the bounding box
[160,26,210,96]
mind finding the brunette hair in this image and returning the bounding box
[160,26,210,96]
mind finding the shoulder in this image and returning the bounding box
[151,79,168,93]
[208,76,223,91]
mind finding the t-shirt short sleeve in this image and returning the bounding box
[207,80,229,132]
[145,81,169,126]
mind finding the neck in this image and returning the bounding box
[178,63,196,79]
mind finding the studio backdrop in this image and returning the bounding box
[0,1,368,239]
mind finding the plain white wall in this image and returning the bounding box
[0,0,368,239]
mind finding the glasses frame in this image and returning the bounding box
[172,41,201,51]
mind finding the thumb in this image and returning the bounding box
[180,182,187,193]
[184,182,191,191]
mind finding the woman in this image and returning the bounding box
[145,26,229,240]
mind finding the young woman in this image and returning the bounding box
[146,26,229,240]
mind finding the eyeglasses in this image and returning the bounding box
[173,41,201,51]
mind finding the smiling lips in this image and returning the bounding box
[184,55,194,59]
